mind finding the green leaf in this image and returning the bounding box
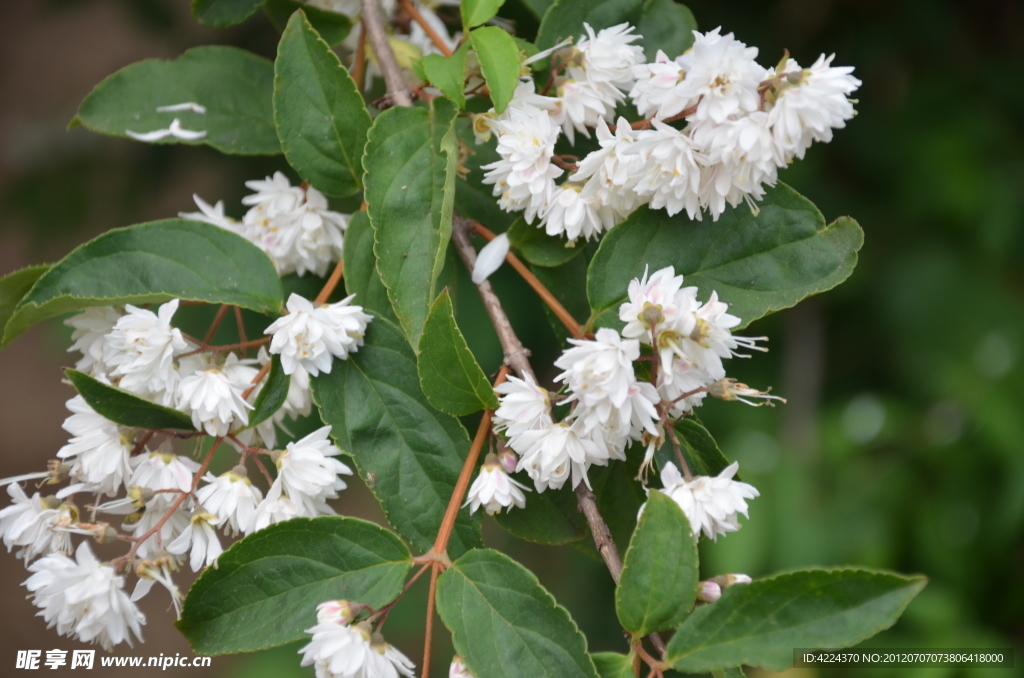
[0,265,48,347]
[666,569,928,672]
[493,482,587,544]
[264,0,353,45]
[655,418,732,478]
[247,355,290,428]
[364,98,459,348]
[422,42,470,108]
[418,290,498,416]
[178,517,411,654]
[437,549,600,678]
[74,46,279,155]
[470,26,522,114]
[538,0,696,57]
[311,317,482,558]
[274,11,371,197]
[592,653,634,678]
[342,211,399,325]
[507,218,584,267]
[712,669,747,678]
[65,369,196,430]
[616,492,699,637]
[462,0,506,27]
[522,0,554,20]
[587,186,864,331]
[192,0,265,27]
[4,219,283,344]
[532,255,590,344]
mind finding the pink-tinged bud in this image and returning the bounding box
[450,655,475,678]
[712,573,753,588]
[497,448,519,475]
[316,599,354,624]
[696,581,722,603]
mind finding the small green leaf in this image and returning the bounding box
[274,11,371,196]
[0,265,48,347]
[471,26,522,114]
[311,317,482,558]
[247,355,290,428]
[418,290,498,416]
[437,549,600,678]
[192,0,265,27]
[364,98,459,347]
[655,418,731,479]
[462,0,506,27]
[178,517,411,654]
[537,0,696,57]
[4,220,283,345]
[616,492,699,636]
[65,369,195,430]
[74,46,279,155]
[264,0,353,45]
[592,653,634,678]
[666,569,928,672]
[422,42,470,108]
[342,211,398,325]
[493,483,587,544]
[507,218,583,268]
[587,186,864,331]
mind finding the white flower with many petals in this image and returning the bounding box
[103,299,188,403]
[554,328,640,422]
[247,485,298,534]
[166,511,223,572]
[194,467,263,536]
[24,541,146,650]
[540,183,616,242]
[493,374,553,443]
[691,291,766,361]
[630,50,687,120]
[265,293,373,377]
[275,426,353,517]
[299,611,415,678]
[693,112,782,198]
[179,194,237,231]
[576,23,645,92]
[558,78,618,144]
[571,118,646,216]
[618,265,698,342]
[482,105,563,222]
[65,306,121,376]
[629,122,705,219]
[128,452,199,493]
[176,359,253,436]
[654,462,759,540]
[463,456,529,515]
[0,484,74,562]
[56,395,133,497]
[672,28,766,124]
[512,422,608,492]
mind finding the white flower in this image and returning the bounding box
[131,558,183,618]
[630,50,687,119]
[512,422,608,492]
[554,328,640,419]
[166,511,223,572]
[450,656,475,678]
[24,541,146,650]
[299,615,415,678]
[767,54,860,160]
[558,78,618,144]
[65,307,121,376]
[696,580,722,602]
[126,118,206,142]
[693,111,782,200]
[265,293,373,377]
[126,495,191,559]
[194,467,263,536]
[179,194,237,231]
[571,118,646,216]
[655,461,759,540]
[463,456,529,515]
[128,451,199,493]
[493,374,553,443]
[0,484,75,562]
[471,232,510,284]
[276,426,353,516]
[176,359,253,436]
[103,299,188,403]
[576,22,645,92]
[540,184,616,242]
[247,484,298,534]
[629,121,705,219]
[56,395,133,497]
[658,354,714,415]
[672,28,766,124]
[692,291,766,362]
[482,105,563,222]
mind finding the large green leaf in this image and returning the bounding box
[0,265,48,347]
[74,46,279,155]
[178,517,411,654]
[507,218,584,268]
[462,0,506,27]
[65,369,196,430]
[471,26,522,114]
[311,317,482,558]
[192,0,265,27]
[274,11,371,197]
[493,482,587,545]
[4,220,283,344]
[265,0,353,45]
[616,492,699,636]
[364,99,459,348]
[537,0,696,57]
[418,290,498,416]
[655,418,732,478]
[591,653,634,678]
[247,355,290,428]
[342,211,398,325]
[666,569,927,672]
[437,549,600,678]
[587,186,864,330]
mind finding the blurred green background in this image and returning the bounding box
[0,0,1021,676]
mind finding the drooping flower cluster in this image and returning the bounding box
[299,599,416,678]
[475,24,859,239]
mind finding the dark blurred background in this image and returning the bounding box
[0,0,1022,676]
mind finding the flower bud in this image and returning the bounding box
[709,378,786,407]
[316,599,355,624]
[450,655,476,678]
[45,461,72,484]
[712,573,753,588]
[496,448,519,475]
[696,580,722,603]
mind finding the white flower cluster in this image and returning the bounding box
[182,172,348,277]
[299,600,416,678]
[476,24,860,238]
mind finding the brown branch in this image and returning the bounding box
[422,563,440,678]
[204,304,230,345]
[242,362,271,400]
[316,259,345,304]
[432,409,493,556]
[575,483,623,583]
[361,0,413,107]
[234,306,248,346]
[181,337,271,357]
[397,0,453,57]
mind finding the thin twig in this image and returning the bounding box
[181,337,270,357]
[242,362,271,400]
[433,409,494,555]
[316,259,345,304]
[422,563,440,678]
[575,483,623,583]
[204,304,230,345]
[397,0,453,57]
[361,0,412,107]
[234,306,248,346]
[369,562,431,626]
